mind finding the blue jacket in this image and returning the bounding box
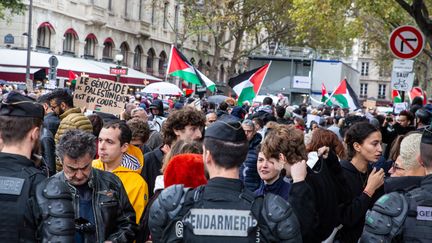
[254,176,292,201]
[239,133,262,191]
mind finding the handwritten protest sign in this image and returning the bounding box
[74,76,128,115]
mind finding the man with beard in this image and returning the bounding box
[0,92,75,242]
[46,89,93,171]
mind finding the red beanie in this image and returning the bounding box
[164,153,207,188]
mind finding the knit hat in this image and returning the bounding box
[164,153,207,188]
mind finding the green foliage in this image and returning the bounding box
[0,0,25,20]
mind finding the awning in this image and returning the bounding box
[104,37,114,44]
[39,22,55,32]
[0,49,162,84]
[64,28,78,39]
[86,33,97,41]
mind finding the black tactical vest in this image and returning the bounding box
[403,186,432,242]
[0,167,41,242]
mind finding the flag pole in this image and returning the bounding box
[256,61,272,95]
[165,44,174,83]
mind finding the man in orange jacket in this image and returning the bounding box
[93,120,148,223]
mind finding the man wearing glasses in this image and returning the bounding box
[361,130,432,242]
[46,89,93,171]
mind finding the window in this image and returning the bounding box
[134,46,143,70]
[163,2,169,29]
[124,0,128,17]
[103,39,114,59]
[36,26,51,49]
[151,2,156,24]
[360,83,368,98]
[198,60,203,71]
[361,62,369,76]
[159,51,167,76]
[63,30,77,54]
[84,34,97,58]
[378,84,386,99]
[361,42,370,55]
[219,65,225,83]
[120,42,129,65]
[147,48,156,73]
[139,0,143,20]
[108,0,112,11]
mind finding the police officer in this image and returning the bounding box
[361,125,432,242]
[0,91,74,242]
[149,121,301,243]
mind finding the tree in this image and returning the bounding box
[179,0,294,80]
[0,0,25,20]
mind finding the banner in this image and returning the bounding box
[73,76,128,115]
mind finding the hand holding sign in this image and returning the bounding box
[73,76,129,115]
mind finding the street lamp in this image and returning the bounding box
[25,0,33,88]
[115,54,123,82]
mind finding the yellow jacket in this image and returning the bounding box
[92,159,148,223]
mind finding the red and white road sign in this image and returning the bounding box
[389,25,424,59]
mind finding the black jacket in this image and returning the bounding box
[239,133,262,191]
[337,160,384,243]
[43,112,60,136]
[55,169,137,243]
[0,152,47,242]
[384,176,423,193]
[141,147,164,199]
[40,127,56,176]
[302,150,349,242]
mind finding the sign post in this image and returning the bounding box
[390,59,414,95]
[47,55,58,89]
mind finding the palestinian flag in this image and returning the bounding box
[68,70,78,85]
[392,90,402,103]
[167,46,215,92]
[409,87,427,105]
[228,63,271,105]
[333,79,361,110]
[321,83,333,106]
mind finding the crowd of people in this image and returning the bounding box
[0,85,432,242]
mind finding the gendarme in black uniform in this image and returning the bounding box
[149,121,301,243]
[361,126,432,242]
[0,92,74,242]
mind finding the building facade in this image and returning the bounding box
[350,39,392,104]
[0,0,231,88]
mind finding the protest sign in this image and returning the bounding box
[74,76,128,115]
[393,102,408,114]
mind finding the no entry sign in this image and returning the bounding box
[389,25,424,59]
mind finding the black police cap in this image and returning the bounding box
[0,91,44,119]
[205,121,246,142]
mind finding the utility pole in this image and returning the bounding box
[25,0,33,85]
[174,3,179,49]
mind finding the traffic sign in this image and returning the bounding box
[389,25,424,59]
[391,59,414,92]
[48,55,58,68]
